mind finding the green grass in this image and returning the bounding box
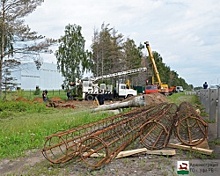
[167,92,209,117]
[0,90,92,160]
[167,92,199,105]
[0,103,112,159]
[0,100,47,119]
[209,138,220,146]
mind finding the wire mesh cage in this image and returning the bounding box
[174,101,208,146]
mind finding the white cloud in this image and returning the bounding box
[25,0,220,87]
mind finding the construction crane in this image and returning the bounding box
[91,67,147,82]
[144,41,169,95]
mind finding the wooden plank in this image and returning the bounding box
[177,139,210,149]
[83,148,176,159]
[144,149,176,156]
[115,148,147,158]
[116,148,176,158]
[167,143,213,155]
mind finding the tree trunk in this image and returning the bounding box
[0,1,5,98]
[92,95,145,112]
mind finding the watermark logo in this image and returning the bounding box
[177,161,189,175]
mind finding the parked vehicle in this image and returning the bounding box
[145,85,159,94]
[168,86,176,95]
[78,67,147,100]
[176,86,184,92]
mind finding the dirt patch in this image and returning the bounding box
[46,99,97,109]
[15,97,29,102]
[1,140,219,176]
[32,97,97,109]
[33,97,43,103]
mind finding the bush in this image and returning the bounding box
[33,87,40,95]
[0,100,47,119]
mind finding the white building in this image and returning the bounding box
[12,62,64,90]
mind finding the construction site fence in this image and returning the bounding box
[3,89,67,99]
[197,88,220,138]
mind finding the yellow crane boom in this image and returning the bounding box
[144,41,169,95]
[144,41,162,85]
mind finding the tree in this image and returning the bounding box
[55,24,91,88]
[91,23,118,77]
[91,23,146,87]
[107,28,124,74]
[2,59,20,98]
[0,0,56,97]
[91,24,143,77]
[122,38,142,69]
[146,50,191,89]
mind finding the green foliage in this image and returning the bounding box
[2,60,21,95]
[146,51,191,89]
[33,87,41,95]
[0,101,47,119]
[0,0,56,98]
[123,38,143,69]
[56,24,91,87]
[91,23,142,78]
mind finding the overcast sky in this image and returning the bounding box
[25,0,220,87]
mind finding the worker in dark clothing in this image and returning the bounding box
[42,91,47,102]
[97,94,105,105]
[203,82,208,89]
[67,90,72,100]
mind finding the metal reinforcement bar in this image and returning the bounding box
[174,101,208,146]
[79,103,169,169]
[42,101,208,169]
[42,103,170,167]
[42,105,157,164]
[139,103,178,150]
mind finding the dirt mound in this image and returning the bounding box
[144,93,168,105]
[33,97,63,103]
[15,97,29,102]
[33,97,43,103]
[49,97,63,102]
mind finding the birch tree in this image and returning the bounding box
[56,24,91,87]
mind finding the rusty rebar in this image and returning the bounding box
[42,101,208,169]
[42,103,170,168]
[174,101,208,146]
[79,104,168,168]
[139,103,178,150]
[42,105,154,164]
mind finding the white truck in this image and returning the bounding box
[80,67,147,101]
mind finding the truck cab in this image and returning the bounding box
[116,83,137,98]
[145,85,159,94]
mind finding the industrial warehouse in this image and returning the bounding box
[12,62,64,90]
